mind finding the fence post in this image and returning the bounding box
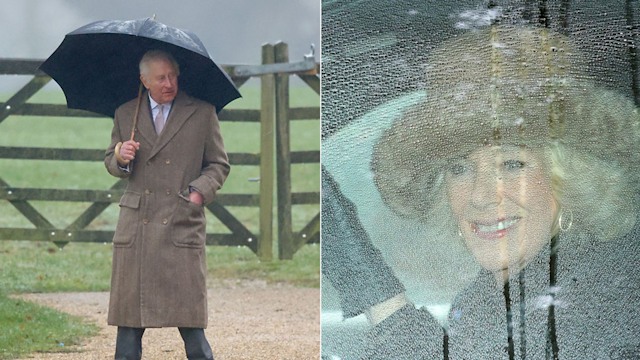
[274,42,294,260]
[258,44,276,261]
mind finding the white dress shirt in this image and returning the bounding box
[148,94,172,129]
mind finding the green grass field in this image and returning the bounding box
[0,82,320,359]
[0,295,97,360]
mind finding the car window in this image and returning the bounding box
[321,1,640,359]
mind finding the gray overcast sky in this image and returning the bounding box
[0,0,320,65]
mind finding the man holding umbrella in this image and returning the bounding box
[103,48,228,360]
[40,18,240,360]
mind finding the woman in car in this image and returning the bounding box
[322,26,640,359]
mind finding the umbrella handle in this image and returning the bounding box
[113,83,144,166]
[130,82,144,141]
[114,141,129,165]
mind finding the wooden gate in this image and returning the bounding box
[0,42,319,260]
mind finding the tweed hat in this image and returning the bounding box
[371,26,640,219]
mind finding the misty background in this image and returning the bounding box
[1,0,319,63]
[0,0,320,91]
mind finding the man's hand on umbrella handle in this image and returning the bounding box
[114,140,140,165]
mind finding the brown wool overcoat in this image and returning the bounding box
[104,91,230,328]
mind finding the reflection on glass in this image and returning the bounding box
[322,23,640,359]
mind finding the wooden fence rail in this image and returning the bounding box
[0,42,319,260]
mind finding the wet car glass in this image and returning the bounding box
[321,1,640,359]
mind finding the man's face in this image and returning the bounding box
[140,58,178,104]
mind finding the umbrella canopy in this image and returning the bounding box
[40,17,241,117]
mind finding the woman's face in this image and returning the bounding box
[445,145,558,279]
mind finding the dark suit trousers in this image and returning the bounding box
[115,326,214,360]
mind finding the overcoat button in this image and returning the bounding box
[166,189,171,195]
[162,218,168,225]
[143,219,149,224]
[165,159,171,165]
[144,189,150,195]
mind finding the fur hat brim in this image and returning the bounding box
[371,26,640,219]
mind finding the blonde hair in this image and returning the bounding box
[549,142,637,240]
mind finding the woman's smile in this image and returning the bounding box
[446,145,558,277]
[470,217,520,239]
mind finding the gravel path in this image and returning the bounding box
[15,280,319,360]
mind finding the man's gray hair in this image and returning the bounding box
[139,49,180,77]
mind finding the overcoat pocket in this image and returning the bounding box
[112,191,141,247]
[171,197,206,248]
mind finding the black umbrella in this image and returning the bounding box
[40,17,241,119]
